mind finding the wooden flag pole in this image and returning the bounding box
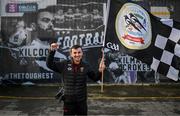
[101,70,104,93]
[101,48,104,93]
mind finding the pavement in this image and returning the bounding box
[0,84,180,116]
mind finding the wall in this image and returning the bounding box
[0,0,179,84]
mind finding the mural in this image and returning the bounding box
[0,0,179,84]
[0,0,105,84]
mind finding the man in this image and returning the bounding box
[8,20,28,47]
[91,9,103,28]
[25,9,66,71]
[73,8,82,29]
[35,9,55,41]
[64,8,74,29]
[81,8,93,29]
[54,9,65,28]
[46,43,105,115]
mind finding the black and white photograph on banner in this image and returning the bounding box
[104,48,156,84]
[0,0,106,84]
[52,4,103,30]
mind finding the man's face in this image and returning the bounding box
[70,48,83,64]
[37,11,54,31]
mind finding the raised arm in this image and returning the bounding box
[46,43,64,73]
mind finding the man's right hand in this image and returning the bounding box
[50,43,59,51]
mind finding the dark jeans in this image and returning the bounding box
[63,100,87,116]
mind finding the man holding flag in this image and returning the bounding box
[46,43,105,115]
[104,0,180,81]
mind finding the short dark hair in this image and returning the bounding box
[70,45,82,52]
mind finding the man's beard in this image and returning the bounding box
[37,28,56,43]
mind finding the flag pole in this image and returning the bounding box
[101,48,104,93]
[100,0,111,93]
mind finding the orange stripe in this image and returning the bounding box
[151,12,170,16]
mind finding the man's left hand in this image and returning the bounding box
[99,57,106,72]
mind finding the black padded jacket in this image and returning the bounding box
[46,50,101,102]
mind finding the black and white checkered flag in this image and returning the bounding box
[104,0,180,81]
[151,19,180,81]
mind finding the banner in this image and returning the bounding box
[104,0,180,81]
[104,49,152,84]
[0,0,106,83]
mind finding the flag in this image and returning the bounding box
[104,0,180,81]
